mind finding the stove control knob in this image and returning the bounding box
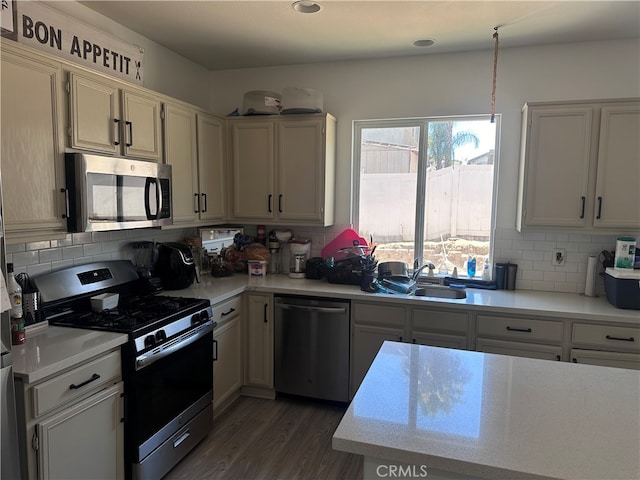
[191,313,201,325]
[144,335,156,348]
[155,330,167,343]
[200,311,210,322]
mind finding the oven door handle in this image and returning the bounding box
[135,320,214,371]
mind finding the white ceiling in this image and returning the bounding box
[79,1,640,71]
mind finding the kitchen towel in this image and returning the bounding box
[1,271,11,313]
[584,256,597,297]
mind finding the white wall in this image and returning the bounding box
[52,1,212,109]
[208,39,640,230]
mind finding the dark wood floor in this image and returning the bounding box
[164,395,363,480]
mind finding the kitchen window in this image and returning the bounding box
[354,115,500,278]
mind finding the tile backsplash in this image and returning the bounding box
[493,228,618,295]
[6,224,619,297]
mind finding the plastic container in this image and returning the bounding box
[248,260,267,284]
[281,87,323,114]
[242,90,281,115]
[604,268,640,310]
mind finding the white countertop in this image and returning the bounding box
[14,273,637,383]
[12,324,127,384]
[333,341,640,480]
[175,274,639,325]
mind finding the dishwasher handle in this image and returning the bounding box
[274,303,348,314]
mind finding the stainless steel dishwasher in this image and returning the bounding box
[274,295,350,402]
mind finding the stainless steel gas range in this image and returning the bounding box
[33,261,214,480]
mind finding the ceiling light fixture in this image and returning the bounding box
[413,39,436,47]
[292,1,322,14]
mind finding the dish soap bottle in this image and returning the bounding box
[467,250,476,278]
[482,262,491,281]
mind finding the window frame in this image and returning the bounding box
[352,114,502,273]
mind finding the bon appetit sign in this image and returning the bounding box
[16,1,144,85]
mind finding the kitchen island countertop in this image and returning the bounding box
[332,341,640,480]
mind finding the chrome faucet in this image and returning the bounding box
[412,258,436,281]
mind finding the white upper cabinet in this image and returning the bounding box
[0,41,67,242]
[517,99,640,233]
[196,113,226,223]
[68,70,162,161]
[593,104,640,228]
[228,113,336,226]
[163,102,199,224]
[163,104,226,225]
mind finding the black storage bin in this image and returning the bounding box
[604,268,640,310]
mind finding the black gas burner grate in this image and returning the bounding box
[47,294,207,334]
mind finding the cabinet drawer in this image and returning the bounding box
[476,315,563,343]
[32,350,121,418]
[352,302,405,327]
[477,338,563,361]
[411,308,469,334]
[212,295,242,324]
[572,323,640,351]
[570,348,640,370]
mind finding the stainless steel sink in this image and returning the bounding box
[414,285,467,299]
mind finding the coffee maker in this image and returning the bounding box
[289,241,311,279]
[132,241,162,292]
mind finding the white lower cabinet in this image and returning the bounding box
[36,382,124,480]
[477,338,562,361]
[15,349,124,480]
[351,324,405,398]
[570,323,640,370]
[243,293,274,392]
[350,302,406,397]
[212,295,243,414]
[410,307,469,350]
[475,313,564,360]
[570,349,640,370]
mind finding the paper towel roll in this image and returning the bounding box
[584,256,597,297]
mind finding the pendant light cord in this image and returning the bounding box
[491,27,499,123]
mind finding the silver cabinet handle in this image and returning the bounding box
[275,304,348,314]
[173,431,190,448]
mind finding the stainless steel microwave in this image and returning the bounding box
[65,153,172,232]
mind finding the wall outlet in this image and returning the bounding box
[552,248,566,266]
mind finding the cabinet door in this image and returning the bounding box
[351,324,404,397]
[522,106,593,227]
[593,104,640,229]
[277,118,325,222]
[1,47,67,238]
[476,338,563,361]
[36,382,124,480]
[122,90,162,161]
[197,113,226,222]
[213,315,242,412]
[571,349,640,370]
[164,103,199,223]
[245,294,273,388]
[412,332,467,350]
[230,121,275,221]
[69,72,121,155]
